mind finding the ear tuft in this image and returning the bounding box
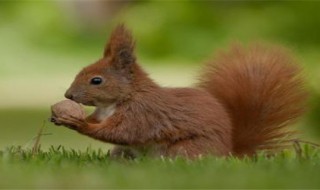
[104,24,136,68]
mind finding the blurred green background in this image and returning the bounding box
[0,1,320,151]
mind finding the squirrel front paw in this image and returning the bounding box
[50,99,86,130]
[54,115,87,130]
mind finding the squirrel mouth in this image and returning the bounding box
[79,101,95,107]
[71,98,95,107]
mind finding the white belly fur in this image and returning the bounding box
[94,103,116,122]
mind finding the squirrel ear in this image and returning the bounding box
[104,24,136,69]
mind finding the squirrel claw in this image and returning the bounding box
[50,117,56,122]
[58,115,87,130]
[49,117,62,126]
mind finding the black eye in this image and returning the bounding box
[90,77,103,85]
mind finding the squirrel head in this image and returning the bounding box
[65,24,138,107]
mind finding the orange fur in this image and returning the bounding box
[57,25,307,159]
[198,44,307,156]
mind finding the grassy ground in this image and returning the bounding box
[1,107,320,188]
[0,110,319,188]
[1,110,320,188]
[0,145,320,188]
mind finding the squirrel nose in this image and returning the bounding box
[64,90,74,100]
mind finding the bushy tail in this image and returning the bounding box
[198,44,307,156]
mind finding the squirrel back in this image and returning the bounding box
[198,44,307,156]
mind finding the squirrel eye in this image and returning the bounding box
[90,77,103,85]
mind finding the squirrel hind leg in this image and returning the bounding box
[110,146,137,160]
[166,137,232,158]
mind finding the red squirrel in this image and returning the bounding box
[53,24,307,159]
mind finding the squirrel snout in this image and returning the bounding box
[64,90,74,100]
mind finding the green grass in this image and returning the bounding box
[0,145,320,188]
[1,109,320,188]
